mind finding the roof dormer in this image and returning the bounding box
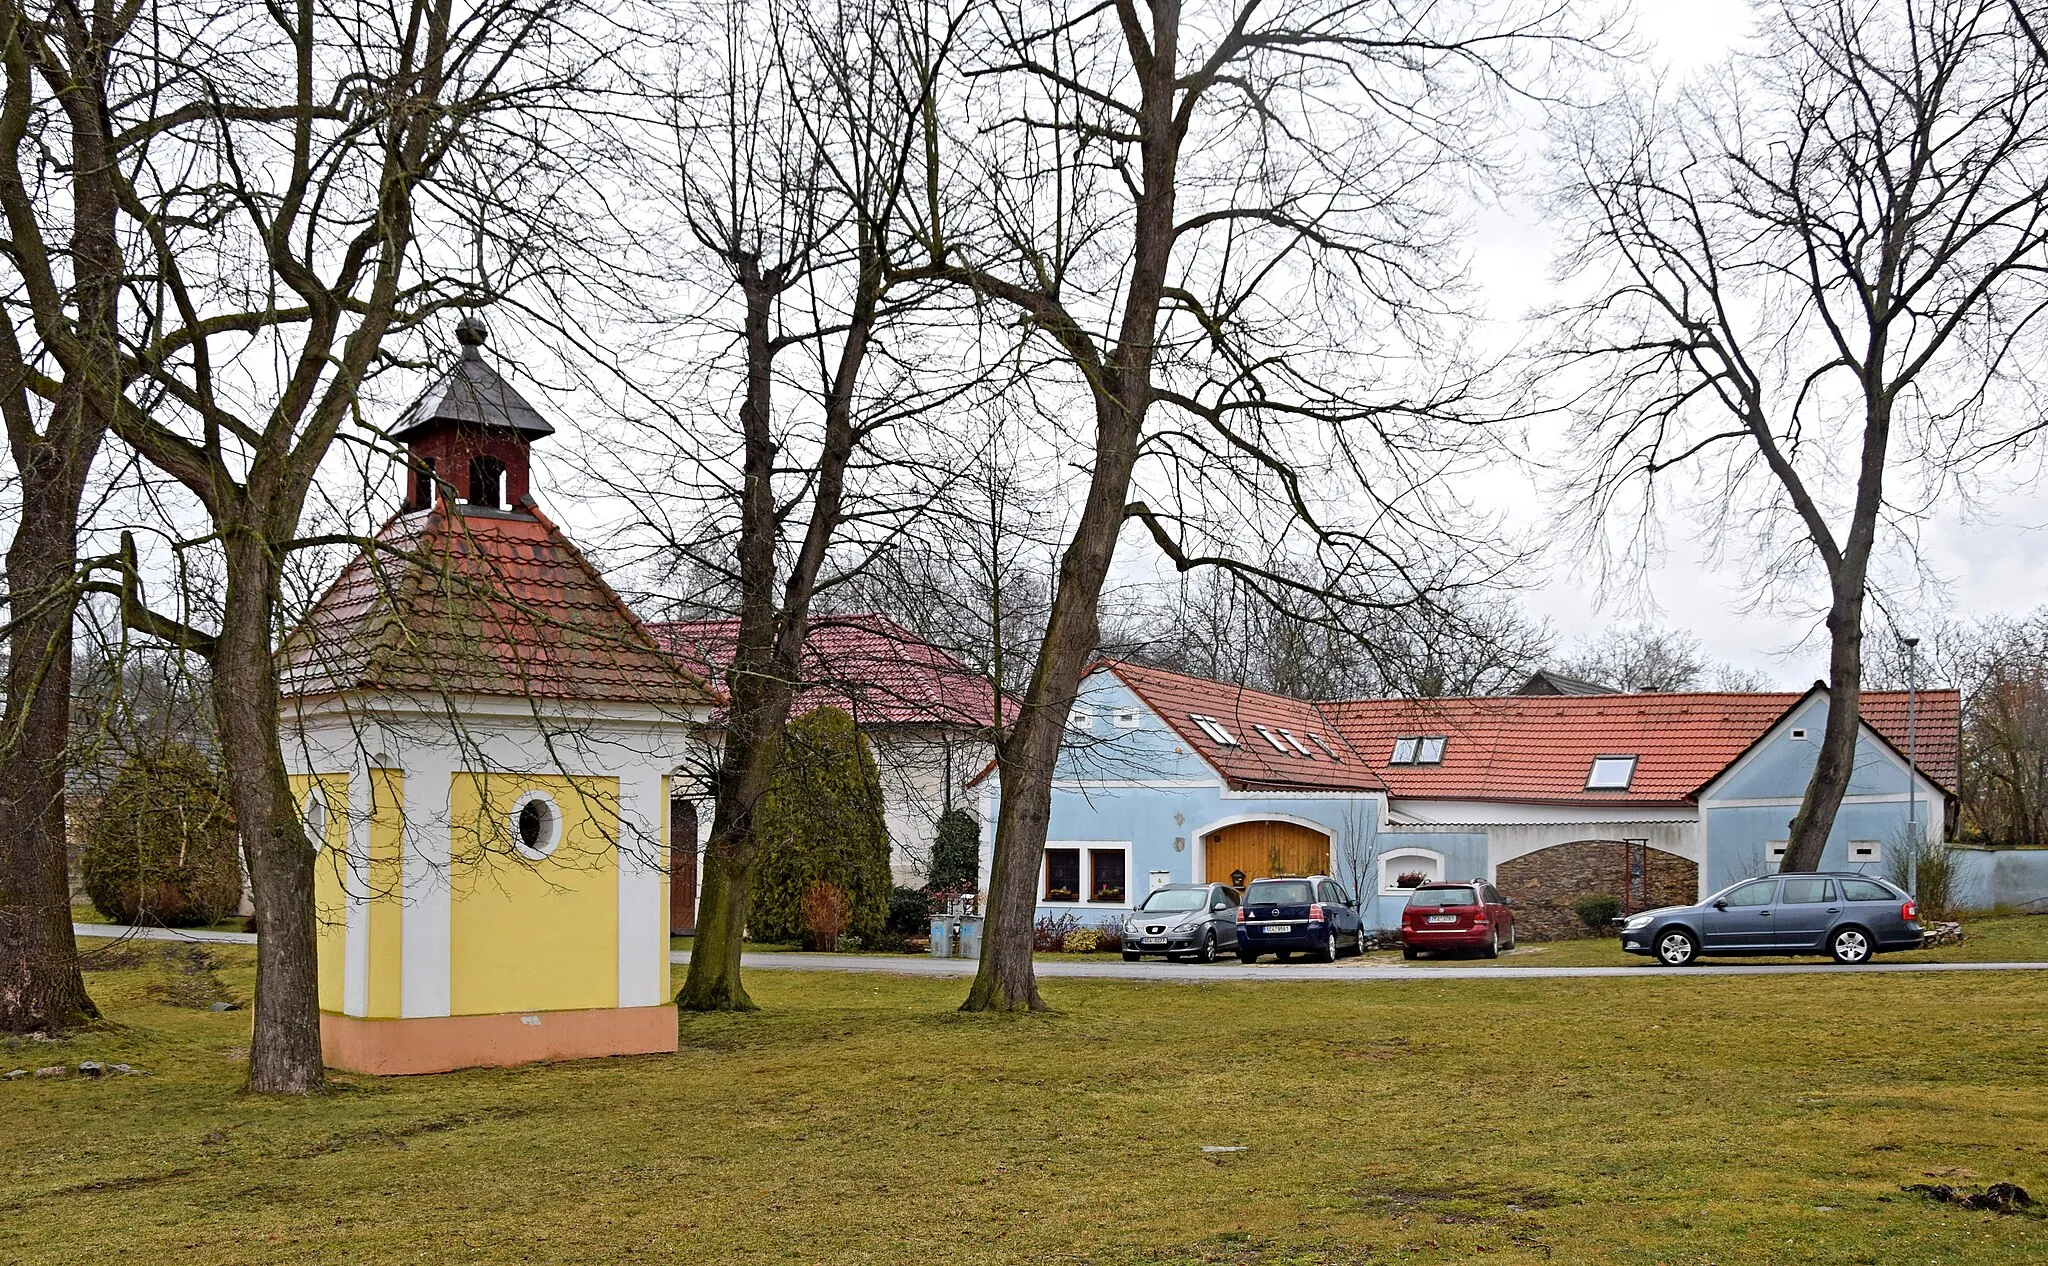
[393,316,553,513]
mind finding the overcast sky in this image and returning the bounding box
[1465,0,2048,687]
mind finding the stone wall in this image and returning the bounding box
[1496,840,1698,941]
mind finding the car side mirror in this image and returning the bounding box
[1712,899,1729,911]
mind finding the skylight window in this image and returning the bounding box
[1253,724,1290,753]
[1188,714,1239,747]
[1586,755,1638,790]
[1277,728,1316,758]
[1389,735,1447,766]
[1308,734,1343,762]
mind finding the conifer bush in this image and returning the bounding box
[749,708,891,948]
[82,743,243,927]
[928,807,979,891]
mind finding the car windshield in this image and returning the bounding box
[1244,881,1313,905]
[1138,888,1208,913]
[1406,886,1480,909]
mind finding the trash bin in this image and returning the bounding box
[928,914,954,958]
[956,916,984,961]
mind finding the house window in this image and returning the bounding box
[1189,714,1239,746]
[1790,728,1809,741]
[1768,841,1789,861]
[1042,845,1129,904]
[1308,734,1343,762]
[302,786,329,854]
[1067,705,1094,732]
[1380,849,1444,892]
[1390,737,1419,764]
[1113,707,1142,729]
[1416,736,1447,764]
[1253,724,1289,753]
[1277,728,1316,758]
[468,454,508,508]
[1390,736,1446,765]
[1586,755,1638,790]
[1848,840,1881,864]
[1043,847,1082,902]
[1088,848,1127,904]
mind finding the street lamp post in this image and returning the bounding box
[1904,636,1920,898]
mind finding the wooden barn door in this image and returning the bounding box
[1204,820,1330,888]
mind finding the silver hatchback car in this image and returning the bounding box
[1123,883,1239,962]
[1620,872,1923,966]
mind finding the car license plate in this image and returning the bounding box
[1427,915,1456,924]
[1141,937,1165,946]
[1265,924,1293,933]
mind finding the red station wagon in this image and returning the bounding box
[1400,881,1516,959]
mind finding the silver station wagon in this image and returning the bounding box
[1619,873,1923,966]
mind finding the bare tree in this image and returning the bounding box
[1552,621,1772,693]
[570,0,968,1011]
[0,0,135,1031]
[80,0,590,1091]
[1549,0,2048,871]
[898,0,1593,1011]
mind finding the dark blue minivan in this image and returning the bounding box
[1235,875,1368,962]
[1619,872,1923,965]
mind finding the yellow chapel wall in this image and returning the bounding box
[292,772,351,1012]
[447,771,621,1016]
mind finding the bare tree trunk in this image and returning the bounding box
[0,1,118,1032]
[1784,573,1870,871]
[965,389,1145,1012]
[215,533,323,1092]
[0,464,101,1032]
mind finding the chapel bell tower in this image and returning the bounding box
[391,316,554,513]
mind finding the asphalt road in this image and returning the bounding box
[77,923,2048,983]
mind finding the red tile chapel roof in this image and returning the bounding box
[279,502,714,708]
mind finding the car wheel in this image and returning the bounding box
[1355,928,1371,957]
[1122,950,1139,963]
[1830,926,1872,965]
[1655,928,1698,967]
[1504,922,1516,952]
[1401,945,1417,961]
[1482,929,1500,960]
[1196,929,1216,964]
[1319,931,1339,964]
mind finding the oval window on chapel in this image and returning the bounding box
[510,792,561,859]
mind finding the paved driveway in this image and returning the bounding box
[77,924,2046,983]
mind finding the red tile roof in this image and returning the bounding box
[647,614,1014,729]
[1325,686,1959,806]
[279,502,715,707]
[1097,661,1959,805]
[1099,660,1386,792]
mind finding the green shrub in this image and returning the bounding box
[928,808,979,892]
[82,744,242,927]
[749,708,892,949]
[1887,833,1959,920]
[1572,893,1623,932]
[887,885,932,936]
[1064,927,1103,954]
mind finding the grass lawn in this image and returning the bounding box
[5,939,2047,1264]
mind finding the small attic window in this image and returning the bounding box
[1416,736,1447,764]
[1189,714,1239,746]
[1277,728,1316,758]
[1253,724,1289,753]
[1390,737,1419,764]
[1308,734,1343,763]
[468,453,507,508]
[1790,728,1809,741]
[1067,705,1094,733]
[1586,755,1638,791]
[1112,707,1142,729]
[1390,736,1446,765]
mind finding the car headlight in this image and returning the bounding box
[1623,913,1654,931]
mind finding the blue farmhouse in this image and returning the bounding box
[973,661,1960,939]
